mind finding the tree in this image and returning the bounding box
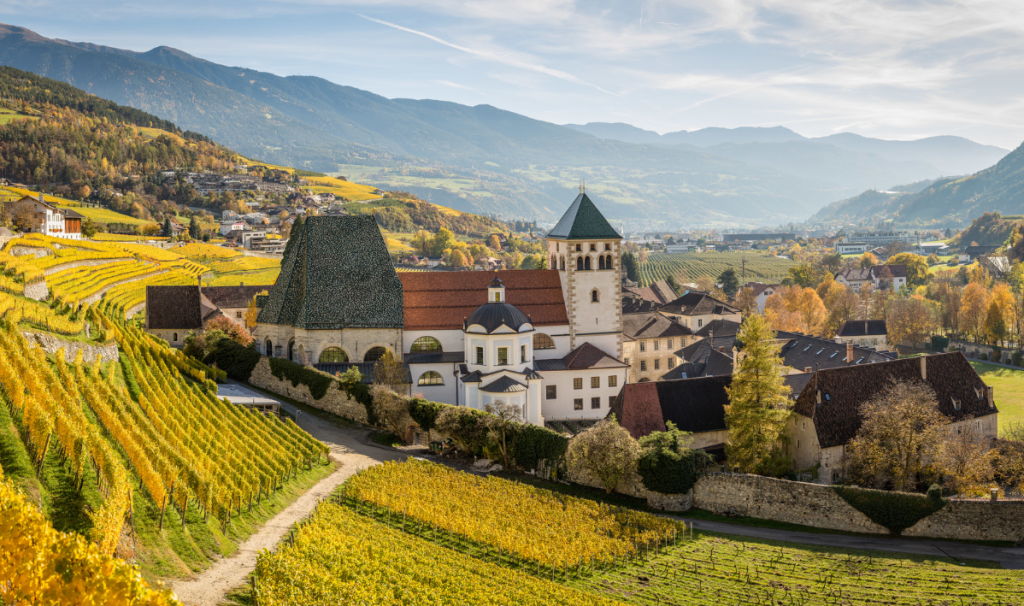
[724,314,792,474]
[372,350,409,393]
[436,406,490,455]
[665,275,681,297]
[621,252,639,282]
[488,234,502,250]
[960,282,990,342]
[764,286,826,335]
[638,248,649,264]
[244,290,268,331]
[204,316,253,348]
[718,268,739,297]
[845,381,948,491]
[734,286,758,316]
[566,415,641,493]
[161,217,173,238]
[875,265,894,290]
[188,216,201,240]
[984,300,1007,346]
[430,228,456,257]
[695,274,718,295]
[859,252,878,269]
[370,384,409,440]
[886,295,936,349]
[448,248,467,268]
[886,253,929,287]
[786,263,815,288]
[820,252,843,273]
[822,282,858,338]
[936,417,994,496]
[80,217,98,238]
[412,230,431,256]
[484,400,522,468]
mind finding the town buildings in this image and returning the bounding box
[10,194,83,240]
[835,265,907,292]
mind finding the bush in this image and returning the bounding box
[512,424,569,471]
[832,486,946,535]
[269,357,334,400]
[435,406,490,456]
[929,335,949,351]
[1014,351,1023,366]
[637,422,698,495]
[927,483,943,502]
[979,353,988,361]
[203,338,261,381]
[336,367,374,424]
[409,398,451,438]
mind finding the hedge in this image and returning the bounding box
[408,398,451,435]
[832,485,946,535]
[268,357,335,400]
[512,424,569,471]
[636,423,699,494]
[203,339,261,382]
[929,335,949,351]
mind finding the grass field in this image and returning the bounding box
[0,107,37,125]
[638,252,797,287]
[206,268,279,287]
[970,361,1024,433]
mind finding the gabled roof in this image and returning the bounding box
[660,291,740,316]
[662,338,734,379]
[835,268,871,282]
[201,285,272,309]
[564,342,628,370]
[146,285,203,330]
[622,312,692,340]
[742,282,780,297]
[793,353,996,449]
[837,319,887,337]
[257,215,404,329]
[780,334,892,371]
[694,319,741,338]
[622,280,677,305]
[400,270,567,331]
[62,208,85,219]
[622,293,661,314]
[546,193,621,240]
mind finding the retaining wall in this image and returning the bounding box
[22,331,119,364]
[23,280,48,301]
[248,357,370,424]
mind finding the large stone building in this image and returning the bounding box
[255,193,629,425]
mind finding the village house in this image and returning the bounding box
[660,338,736,379]
[255,193,629,425]
[657,290,742,331]
[834,319,889,351]
[778,334,893,373]
[741,282,780,313]
[622,312,693,382]
[834,264,907,292]
[622,279,677,307]
[978,255,1011,279]
[959,245,998,263]
[144,282,271,347]
[10,194,84,240]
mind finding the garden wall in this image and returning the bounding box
[22,331,118,364]
[690,473,1024,542]
[249,357,370,424]
[950,339,1018,365]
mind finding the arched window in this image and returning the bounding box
[638,378,651,383]
[173,332,178,342]
[417,371,444,386]
[266,339,273,356]
[550,254,556,269]
[319,347,349,363]
[591,289,600,302]
[533,333,555,349]
[364,346,388,363]
[411,336,443,353]
[598,256,605,270]
[576,257,583,270]
[584,256,591,270]
[560,256,565,270]
[606,254,613,268]
[287,339,295,361]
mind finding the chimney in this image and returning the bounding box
[846,341,853,363]
[986,384,995,408]
[197,275,202,291]
[804,366,812,373]
[864,321,868,333]
[920,355,927,381]
[38,192,44,203]
[719,346,725,353]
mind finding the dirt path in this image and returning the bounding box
[170,388,409,606]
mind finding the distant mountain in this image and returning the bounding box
[809,141,1024,227]
[567,123,1008,194]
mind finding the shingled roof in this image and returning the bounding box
[257,215,404,329]
[202,285,273,309]
[399,270,567,331]
[837,319,887,337]
[661,338,734,379]
[146,285,203,330]
[622,312,692,341]
[660,291,740,316]
[779,334,892,371]
[613,373,821,440]
[546,193,621,240]
[793,353,996,449]
[623,280,677,305]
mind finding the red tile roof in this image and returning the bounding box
[613,383,666,438]
[398,270,568,331]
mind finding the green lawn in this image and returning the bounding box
[58,205,156,226]
[970,361,1024,434]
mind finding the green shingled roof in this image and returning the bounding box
[256,215,404,329]
[547,193,621,240]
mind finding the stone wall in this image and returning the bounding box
[248,357,370,424]
[692,473,888,534]
[904,499,1024,542]
[44,257,130,277]
[23,280,48,301]
[22,331,119,364]
[9,246,51,259]
[950,339,1018,364]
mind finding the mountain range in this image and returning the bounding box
[0,24,1011,228]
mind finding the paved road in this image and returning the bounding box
[174,382,1024,605]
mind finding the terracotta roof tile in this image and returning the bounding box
[399,270,567,330]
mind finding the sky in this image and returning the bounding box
[4,0,1024,148]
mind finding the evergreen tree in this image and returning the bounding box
[622,252,639,282]
[161,217,173,238]
[188,216,201,240]
[724,314,792,474]
[718,268,740,297]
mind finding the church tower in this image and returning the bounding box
[546,191,623,359]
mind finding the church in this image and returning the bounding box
[255,192,628,426]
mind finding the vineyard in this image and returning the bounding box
[637,252,797,287]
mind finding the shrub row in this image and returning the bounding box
[204,338,261,381]
[832,484,945,535]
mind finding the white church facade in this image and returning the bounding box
[255,192,628,426]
